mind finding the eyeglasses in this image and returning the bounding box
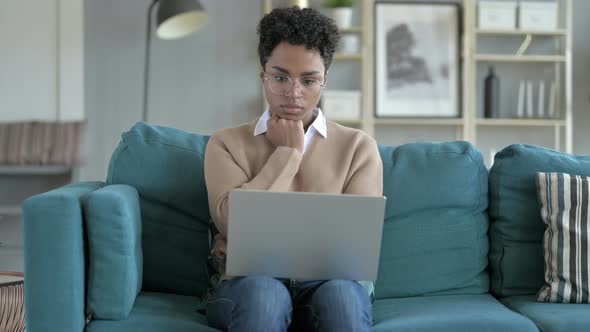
[263,72,326,97]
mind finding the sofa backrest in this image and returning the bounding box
[375,141,490,300]
[107,123,492,299]
[488,144,590,297]
[107,122,211,297]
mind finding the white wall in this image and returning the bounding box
[81,0,262,180]
[80,0,590,181]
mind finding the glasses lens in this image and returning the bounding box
[268,75,323,97]
[270,76,292,95]
[305,81,322,97]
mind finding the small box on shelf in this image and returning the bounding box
[519,1,559,31]
[478,1,517,30]
[322,90,361,122]
[337,34,360,55]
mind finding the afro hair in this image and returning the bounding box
[257,7,341,73]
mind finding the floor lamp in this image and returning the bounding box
[142,0,208,122]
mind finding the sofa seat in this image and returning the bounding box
[86,292,217,332]
[372,294,538,332]
[501,295,590,332]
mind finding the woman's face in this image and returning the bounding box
[260,42,326,128]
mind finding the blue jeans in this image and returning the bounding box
[206,276,372,331]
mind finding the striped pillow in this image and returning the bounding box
[536,172,590,303]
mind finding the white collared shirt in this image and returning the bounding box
[253,108,328,154]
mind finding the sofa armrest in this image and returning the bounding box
[22,181,105,332]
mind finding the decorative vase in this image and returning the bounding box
[484,66,500,118]
[331,7,353,28]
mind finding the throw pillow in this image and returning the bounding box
[536,172,590,303]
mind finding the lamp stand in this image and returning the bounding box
[142,0,158,122]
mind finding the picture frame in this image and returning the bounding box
[375,2,461,117]
[322,90,361,121]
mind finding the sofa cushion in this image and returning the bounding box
[107,122,211,296]
[489,144,590,297]
[373,294,538,332]
[84,184,143,319]
[502,295,590,332]
[86,292,217,332]
[375,142,489,299]
[536,172,590,303]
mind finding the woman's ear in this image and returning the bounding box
[259,66,266,84]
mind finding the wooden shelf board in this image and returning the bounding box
[476,29,566,36]
[374,118,464,126]
[340,27,362,33]
[0,165,72,175]
[334,119,363,126]
[476,118,566,127]
[475,55,566,62]
[0,206,21,217]
[334,54,362,61]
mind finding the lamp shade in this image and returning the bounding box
[156,0,207,40]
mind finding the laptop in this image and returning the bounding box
[225,189,386,281]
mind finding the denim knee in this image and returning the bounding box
[309,280,372,331]
[207,276,292,331]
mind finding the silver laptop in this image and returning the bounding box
[226,189,386,281]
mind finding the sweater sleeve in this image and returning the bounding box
[343,136,383,197]
[204,134,303,237]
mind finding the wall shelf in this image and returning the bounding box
[334,53,362,61]
[476,29,567,36]
[0,206,21,217]
[0,165,72,175]
[375,118,464,126]
[334,119,363,126]
[476,119,566,127]
[475,55,566,63]
[340,27,362,33]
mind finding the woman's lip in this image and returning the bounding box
[281,106,303,114]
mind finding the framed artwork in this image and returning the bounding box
[375,2,460,117]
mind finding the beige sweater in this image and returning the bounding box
[205,120,384,238]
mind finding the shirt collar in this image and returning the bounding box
[253,108,328,138]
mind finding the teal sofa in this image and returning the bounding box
[22,122,590,332]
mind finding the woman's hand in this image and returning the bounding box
[266,113,304,153]
[211,234,227,261]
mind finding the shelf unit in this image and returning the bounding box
[464,0,573,154]
[261,0,573,156]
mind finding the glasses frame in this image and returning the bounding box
[262,72,326,97]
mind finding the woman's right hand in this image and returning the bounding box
[266,113,304,153]
[211,234,227,275]
[211,234,227,261]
